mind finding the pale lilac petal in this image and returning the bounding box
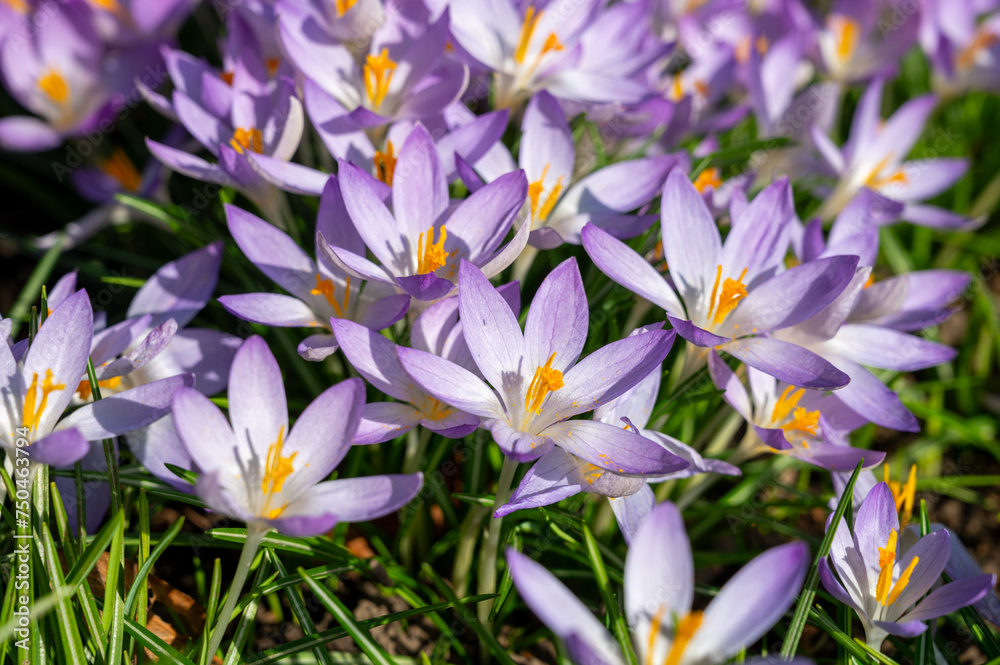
[721,337,850,389]
[825,324,956,371]
[228,336,288,458]
[873,619,927,637]
[833,359,919,431]
[490,419,554,461]
[27,428,90,467]
[662,169,722,318]
[902,203,978,229]
[59,374,194,440]
[146,138,228,183]
[900,574,997,623]
[609,484,655,546]
[248,152,330,195]
[393,125,450,243]
[707,350,752,420]
[339,160,408,272]
[721,178,793,285]
[436,109,509,182]
[317,242,396,286]
[354,402,422,445]
[396,273,456,301]
[126,416,192,491]
[581,224,685,317]
[297,334,339,362]
[855,483,899,579]
[478,213,532,279]
[507,549,622,665]
[0,117,63,152]
[96,319,178,381]
[818,558,864,613]
[171,387,241,474]
[520,90,574,186]
[456,260,525,394]
[524,257,588,372]
[173,91,228,155]
[282,378,365,493]
[355,293,411,331]
[131,242,223,328]
[495,448,585,517]
[667,315,730,347]
[330,318,412,402]
[889,529,953,612]
[218,293,325,328]
[226,204,317,301]
[625,501,694,642]
[91,314,155,367]
[544,420,689,476]
[444,170,528,266]
[422,409,480,438]
[280,473,423,524]
[397,346,505,420]
[686,542,809,664]
[785,441,885,471]
[24,290,93,436]
[558,156,680,217]
[593,326,664,429]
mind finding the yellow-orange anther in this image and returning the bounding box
[76,375,123,401]
[363,48,397,108]
[220,71,235,86]
[527,164,564,224]
[669,73,684,101]
[525,352,563,415]
[830,15,859,63]
[645,604,666,665]
[783,406,821,436]
[514,6,563,64]
[957,30,999,70]
[864,273,875,289]
[706,265,748,327]
[261,426,295,518]
[310,274,350,317]
[88,0,121,10]
[664,611,705,665]
[22,369,66,432]
[336,0,358,16]
[374,141,397,186]
[266,57,281,76]
[38,69,69,103]
[5,0,28,13]
[884,464,917,529]
[772,385,804,423]
[417,226,449,274]
[693,167,722,193]
[876,528,920,606]
[100,148,142,192]
[423,398,451,421]
[231,127,263,154]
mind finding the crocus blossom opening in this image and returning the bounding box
[693,168,721,192]
[100,148,142,192]
[830,15,858,63]
[876,529,919,606]
[310,274,351,317]
[364,48,397,108]
[707,266,748,327]
[527,164,564,226]
[38,69,69,103]
[417,226,449,274]
[374,141,397,186]
[261,425,294,519]
[335,0,358,16]
[231,127,263,154]
[514,7,563,65]
[524,352,563,416]
[885,464,917,529]
[663,610,704,665]
[23,369,66,432]
[76,375,122,401]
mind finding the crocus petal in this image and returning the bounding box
[668,315,730,347]
[625,500,694,650]
[707,350,752,420]
[686,541,810,664]
[27,428,90,467]
[297,334,340,362]
[785,440,885,471]
[339,160,408,272]
[721,337,850,390]
[609,484,655,546]
[397,346,505,420]
[422,409,480,438]
[128,241,225,329]
[721,178,793,285]
[354,402,422,445]
[507,549,622,665]
[855,483,899,579]
[723,256,859,335]
[281,473,424,525]
[248,152,330,195]
[24,290,93,436]
[96,319,178,381]
[436,109,509,182]
[58,374,194,440]
[873,619,928,637]
[218,293,325,328]
[227,336,288,459]
[582,224,685,317]
[833,359,919,432]
[889,529,953,612]
[558,156,680,218]
[520,90,574,186]
[226,204,318,301]
[818,558,865,613]
[396,273,457,301]
[330,318,413,402]
[661,169,722,321]
[824,324,956,371]
[444,170,528,266]
[544,420,689,476]
[0,116,63,152]
[495,448,585,517]
[456,260,526,394]
[490,420,554,461]
[899,574,997,623]
[393,125,450,243]
[146,138,228,183]
[317,241,396,286]
[523,257,588,372]
[126,416,193,491]
[172,91,228,155]
[171,386,241,475]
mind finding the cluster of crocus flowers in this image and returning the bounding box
[819,482,996,647]
[508,501,809,665]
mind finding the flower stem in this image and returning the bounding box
[203,524,267,665]
[477,456,518,625]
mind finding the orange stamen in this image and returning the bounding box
[417,226,449,274]
[373,141,397,186]
[230,127,263,154]
[363,48,397,108]
[524,352,563,415]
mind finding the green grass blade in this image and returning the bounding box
[40,523,87,664]
[266,550,335,665]
[780,460,865,657]
[121,615,197,665]
[124,515,185,616]
[582,523,638,665]
[7,235,64,337]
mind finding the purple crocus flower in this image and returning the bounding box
[460,90,683,256]
[323,124,529,303]
[85,0,196,48]
[708,353,884,471]
[218,184,411,361]
[919,524,1000,627]
[819,482,996,648]
[441,0,662,108]
[171,334,424,535]
[771,263,957,432]
[280,0,466,149]
[172,334,424,659]
[0,2,109,151]
[816,0,920,83]
[498,325,738,527]
[811,78,975,228]
[398,258,684,473]
[507,501,809,665]
[921,0,1000,96]
[144,46,304,224]
[0,290,189,472]
[582,169,857,390]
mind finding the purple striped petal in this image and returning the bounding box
[524,257,588,372]
[668,315,730,347]
[128,241,224,329]
[490,420,554,461]
[900,574,997,623]
[28,428,90,467]
[282,473,423,525]
[662,168,722,318]
[495,448,584,517]
[397,346,505,420]
[354,402,421,445]
[833,359,919,432]
[544,420,689,476]
[228,336,288,459]
[721,337,850,389]
[609,484,655,546]
[59,374,194,440]
[457,260,525,395]
[330,318,413,402]
[218,293,325,328]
